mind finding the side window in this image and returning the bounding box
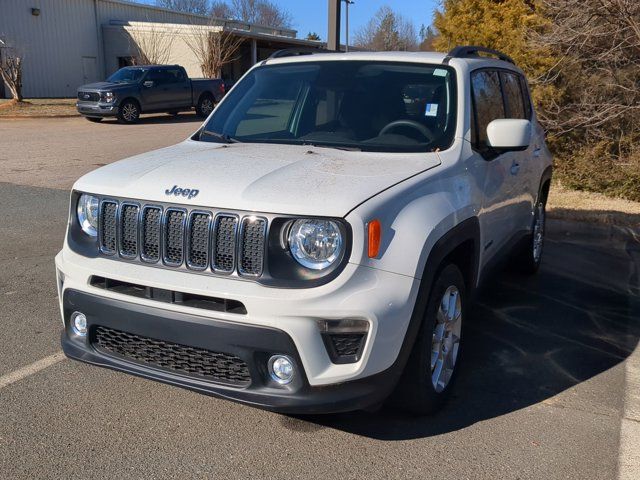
[501,71,526,119]
[165,68,186,83]
[519,75,533,119]
[471,70,505,147]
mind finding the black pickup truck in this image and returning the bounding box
[76,65,225,123]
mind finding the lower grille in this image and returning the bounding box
[93,326,251,386]
[331,334,365,357]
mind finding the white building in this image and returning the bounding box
[0,0,323,98]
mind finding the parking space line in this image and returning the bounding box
[0,352,65,390]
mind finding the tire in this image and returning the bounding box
[85,117,102,123]
[392,263,466,415]
[195,94,214,118]
[513,191,547,275]
[117,100,140,124]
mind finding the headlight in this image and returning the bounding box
[288,219,343,270]
[77,194,99,237]
[101,92,115,103]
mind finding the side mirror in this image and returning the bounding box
[143,80,154,88]
[486,119,531,152]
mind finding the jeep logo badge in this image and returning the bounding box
[165,185,199,200]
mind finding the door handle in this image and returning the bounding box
[510,162,521,175]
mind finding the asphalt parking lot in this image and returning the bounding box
[1,115,639,479]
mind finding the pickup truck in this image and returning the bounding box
[76,65,225,123]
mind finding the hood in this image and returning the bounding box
[78,82,133,91]
[74,140,442,217]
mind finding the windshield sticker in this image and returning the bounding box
[433,68,448,77]
[425,103,439,117]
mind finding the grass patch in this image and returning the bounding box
[547,182,640,229]
[0,98,78,117]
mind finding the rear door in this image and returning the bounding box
[499,70,537,233]
[163,67,192,108]
[471,69,520,263]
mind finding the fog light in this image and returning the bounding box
[71,311,87,336]
[268,355,294,385]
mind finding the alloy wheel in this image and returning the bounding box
[430,285,462,392]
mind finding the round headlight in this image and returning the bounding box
[288,219,343,270]
[77,194,99,237]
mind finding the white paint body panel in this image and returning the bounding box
[57,52,554,387]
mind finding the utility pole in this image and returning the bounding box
[344,0,354,52]
[327,0,341,51]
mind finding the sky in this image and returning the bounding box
[137,1,441,41]
[275,1,440,41]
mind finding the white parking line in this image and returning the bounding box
[0,352,65,390]
[619,342,640,480]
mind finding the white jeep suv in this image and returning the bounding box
[55,46,553,415]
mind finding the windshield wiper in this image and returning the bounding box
[302,142,361,152]
[201,130,239,144]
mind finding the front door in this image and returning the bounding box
[471,69,520,265]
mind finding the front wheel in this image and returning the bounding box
[117,100,140,124]
[392,263,465,415]
[195,95,214,118]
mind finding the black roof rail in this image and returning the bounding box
[444,45,515,65]
[268,47,335,60]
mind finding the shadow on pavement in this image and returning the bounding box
[283,221,640,440]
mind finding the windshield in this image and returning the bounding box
[200,61,457,152]
[107,68,147,84]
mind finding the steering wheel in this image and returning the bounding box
[379,120,435,142]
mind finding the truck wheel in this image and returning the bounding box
[196,95,214,118]
[392,263,465,415]
[513,194,547,275]
[117,100,140,124]
[85,117,102,123]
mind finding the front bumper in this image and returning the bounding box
[61,289,399,414]
[76,102,118,117]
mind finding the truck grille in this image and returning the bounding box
[77,91,100,102]
[97,199,267,277]
[93,326,251,386]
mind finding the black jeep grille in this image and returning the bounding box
[99,201,117,254]
[164,210,185,265]
[93,326,251,386]
[120,204,139,257]
[96,199,267,278]
[239,217,266,275]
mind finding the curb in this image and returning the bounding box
[0,114,80,119]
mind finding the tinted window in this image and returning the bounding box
[519,75,533,119]
[201,61,457,153]
[165,68,186,83]
[107,67,147,83]
[471,70,505,146]
[501,72,526,119]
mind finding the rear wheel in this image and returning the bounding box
[196,94,214,118]
[117,100,140,124]
[513,193,546,274]
[85,117,102,123]
[392,263,465,415]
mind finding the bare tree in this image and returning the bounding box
[0,38,23,101]
[535,0,640,137]
[354,6,418,51]
[217,0,292,28]
[183,24,244,78]
[210,1,233,18]
[155,0,209,16]
[125,22,177,65]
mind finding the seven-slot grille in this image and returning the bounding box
[98,200,266,277]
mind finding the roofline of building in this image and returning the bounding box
[99,0,299,38]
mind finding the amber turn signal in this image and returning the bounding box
[368,219,381,258]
